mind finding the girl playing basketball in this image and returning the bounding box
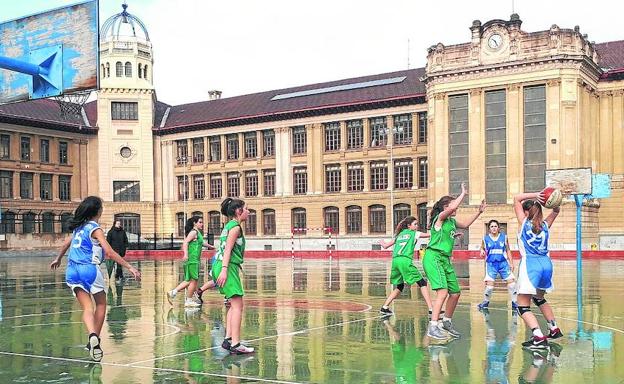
[513,192,563,349]
[50,196,141,362]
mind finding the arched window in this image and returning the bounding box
[114,213,140,236]
[143,64,148,80]
[105,62,110,78]
[61,213,72,233]
[1,211,16,234]
[22,212,36,234]
[245,209,257,236]
[369,205,386,234]
[346,206,362,234]
[115,61,123,77]
[100,64,105,79]
[417,203,428,232]
[262,209,275,236]
[323,206,339,234]
[125,62,132,77]
[138,63,142,78]
[176,212,185,237]
[292,208,306,235]
[42,212,55,233]
[393,203,411,229]
[208,211,221,235]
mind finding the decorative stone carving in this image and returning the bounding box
[115,143,137,163]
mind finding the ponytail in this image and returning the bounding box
[394,216,417,237]
[69,196,102,231]
[221,197,245,218]
[527,203,544,234]
[429,196,453,229]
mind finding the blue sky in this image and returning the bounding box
[2,0,623,105]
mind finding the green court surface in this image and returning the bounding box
[0,257,622,383]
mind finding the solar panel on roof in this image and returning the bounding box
[271,76,407,101]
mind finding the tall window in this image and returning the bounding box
[115,213,140,235]
[61,213,72,233]
[113,181,140,202]
[210,174,222,199]
[325,164,341,193]
[111,102,138,120]
[263,130,275,157]
[417,112,428,144]
[227,172,240,197]
[192,138,204,163]
[418,157,428,189]
[263,169,276,196]
[0,171,13,198]
[1,134,10,159]
[105,62,110,78]
[246,209,257,235]
[417,203,428,232]
[226,134,239,160]
[20,137,31,161]
[449,94,469,200]
[22,212,35,234]
[369,205,386,234]
[177,175,189,200]
[485,90,507,203]
[59,175,71,201]
[347,162,364,192]
[262,209,276,235]
[245,171,258,197]
[292,208,307,235]
[369,117,387,147]
[208,211,221,235]
[393,204,411,228]
[176,212,185,237]
[324,207,339,234]
[292,126,307,155]
[293,167,307,195]
[40,174,52,200]
[138,63,142,78]
[370,161,388,190]
[193,175,205,199]
[20,172,33,199]
[324,122,341,151]
[524,85,546,192]
[347,120,363,149]
[346,206,362,234]
[116,61,123,77]
[176,140,188,165]
[209,136,221,162]
[124,61,132,77]
[59,141,69,164]
[244,132,257,158]
[394,159,413,189]
[1,211,16,233]
[42,212,54,233]
[40,139,50,163]
[393,114,413,145]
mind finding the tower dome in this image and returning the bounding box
[101,3,150,42]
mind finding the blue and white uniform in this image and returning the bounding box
[65,221,106,296]
[483,233,514,282]
[516,218,553,295]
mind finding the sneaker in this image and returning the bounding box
[522,335,548,349]
[477,301,490,311]
[88,334,103,362]
[166,290,175,305]
[195,289,204,302]
[192,291,203,304]
[529,348,549,366]
[427,324,449,340]
[440,320,461,338]
[184,298,201,307]
[548,327,563,339]
[230,343,255,355]
[221,337,232,350]
[379,306,393,316]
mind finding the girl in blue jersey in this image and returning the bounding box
[513,192,563,350]
[50,196,141,362]
[477,219,517,311]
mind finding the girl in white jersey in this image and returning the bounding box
[513,192,563,350]
[50,196,141,362]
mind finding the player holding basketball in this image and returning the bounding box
[477,219,518,311]
[378,216,433,317]
[513,191,563,349]
[50,196,141,362]
[424,183,486,340]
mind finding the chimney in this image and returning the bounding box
[208,90,222,100]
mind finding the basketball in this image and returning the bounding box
[542,187,563,208]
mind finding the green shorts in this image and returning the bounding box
[390,257,424,286]
[184,262,199,281]
[422,249,460,294]
[212,260,243,299]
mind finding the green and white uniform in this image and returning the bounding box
[212,219,245,298]
[184,229,203,281]
[423,215,461,293]
[390,229,425,286]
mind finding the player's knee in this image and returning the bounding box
[416,278,427,288]
[396,283,405,292]
[532,297,547,306]
[517,305,531,315]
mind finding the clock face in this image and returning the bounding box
[488,34,503,49]
[120,146,132,158]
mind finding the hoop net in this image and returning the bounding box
[53,90,91,119]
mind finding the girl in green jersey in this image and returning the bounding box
[214,198,254,354]
[424,183,486,340]
[379,216,433,317]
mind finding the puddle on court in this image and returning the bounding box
[0,257,623,383]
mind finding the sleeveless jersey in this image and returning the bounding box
[517,218,550,258]
[392,229,421,259]
[187,229,203,263]
[484,233,507,262]
[216,219,245,265]
[427,215,457,257]
[68,221,103,265]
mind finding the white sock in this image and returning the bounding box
[430,320,438,327]
[532,327,544,338]
[507,282,517,303]
[484,285,494,301]
[442,316,452,323]
[547,319,558,330]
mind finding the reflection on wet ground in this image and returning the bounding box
[0,257,622,383]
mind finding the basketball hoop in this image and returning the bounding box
[53,90,91,119]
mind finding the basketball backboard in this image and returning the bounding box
[545,168,592,195]
[0,0,99,105]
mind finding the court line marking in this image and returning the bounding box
[0,351,305,384]
[9,321,181,339]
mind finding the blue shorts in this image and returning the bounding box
[484,260,514,282]
[517,256,553,295]
[66,262,105,296]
